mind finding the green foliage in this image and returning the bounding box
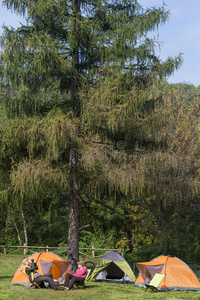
[172,82,198,103]
[167,211,200,264]
[4,212,21,246]
[79,230,116,256]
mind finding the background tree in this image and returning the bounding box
[79,78,200,255]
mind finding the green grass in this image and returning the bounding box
[1,255,200,300]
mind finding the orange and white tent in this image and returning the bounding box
[135,255,200,291]
[11,251,72,287]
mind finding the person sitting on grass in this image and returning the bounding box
[64,261,87,290]
[22,258,64,290]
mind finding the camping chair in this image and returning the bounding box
[74,269,92,289]
[145,273,165,292]
[21,269,43,289]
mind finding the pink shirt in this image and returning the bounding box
[74,266,87,279]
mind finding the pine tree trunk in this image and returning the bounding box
[67,0,80,261]
[68,147,79,260]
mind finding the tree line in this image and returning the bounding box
[0,0,200,263]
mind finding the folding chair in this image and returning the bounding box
[145,273,165,292]
[21,269,43,289]
[74,269,91,289]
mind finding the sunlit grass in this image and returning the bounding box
[0,255,200,300]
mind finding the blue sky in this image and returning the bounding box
[0,0,199,87]
[140,0,200,87]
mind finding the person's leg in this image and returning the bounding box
[68,276,85,290]
[35,275,58,290]
[43,273,53,279]
[64,273,74,287]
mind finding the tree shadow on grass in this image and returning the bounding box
[73,285,98,289]
[0,276,13,280]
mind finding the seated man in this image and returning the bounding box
[22,258,64,290]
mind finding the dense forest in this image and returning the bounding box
[0,0,200,263]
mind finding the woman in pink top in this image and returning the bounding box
[64,261,87,290]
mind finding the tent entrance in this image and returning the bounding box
[136,264,164,284]
[95,262,130,283]
[106,262,124,280]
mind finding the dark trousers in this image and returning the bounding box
[64,273,84,290]
[35,273,58,290]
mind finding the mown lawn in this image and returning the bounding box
[1,255,200,300]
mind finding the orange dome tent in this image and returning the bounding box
[11,252,72,287]
[135,255,200,291]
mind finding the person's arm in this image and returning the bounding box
[25,262,37,275]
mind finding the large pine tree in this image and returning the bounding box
[0,0,182,258]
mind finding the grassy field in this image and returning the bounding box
[1,255,200,300]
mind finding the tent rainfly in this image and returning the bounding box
[11,251,72,287]
[135,255,200,291]
[90,251,135,284]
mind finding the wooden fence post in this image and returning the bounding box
[23,243,27,255]
[4,247,6,255]
[92,245,95,257]
[46,246,49,252]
